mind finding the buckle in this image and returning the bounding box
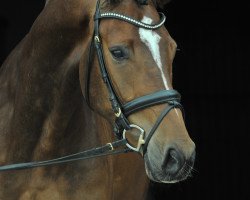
[106,143,114,151]
[122,124,145,152]
[94,36,100,43]
[114,108,122,117]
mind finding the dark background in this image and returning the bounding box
[0,1,249,200]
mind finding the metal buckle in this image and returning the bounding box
[95,36,100,43]
[114,108,122,117]
[107,143,114,151]
[122,124,145,152]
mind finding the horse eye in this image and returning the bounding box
[110,47,128,60]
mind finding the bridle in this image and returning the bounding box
[90,0,184,153]
[0,0,184,172]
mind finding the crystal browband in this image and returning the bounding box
[98,12,166,29]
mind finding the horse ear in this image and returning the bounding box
[156,0,172,8]
[45,0,50,6]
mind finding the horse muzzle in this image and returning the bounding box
[144,142,196,183]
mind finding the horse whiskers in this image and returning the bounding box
[185,162,199,174]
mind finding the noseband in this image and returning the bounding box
[0,0,185,172]
[88,0,184,154]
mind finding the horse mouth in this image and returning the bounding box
[144,153,195,183]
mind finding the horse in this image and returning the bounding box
[0,0,196,199]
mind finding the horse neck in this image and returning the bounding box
[0,57,116,198]
[0,1,109,163]
[1,53,105,160]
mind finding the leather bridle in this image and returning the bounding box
[0,0,184,172]
[90,0,184,154]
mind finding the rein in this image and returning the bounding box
[0,0,184,172]
[0,139,129,172]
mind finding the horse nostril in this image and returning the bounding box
[162,148,185,175]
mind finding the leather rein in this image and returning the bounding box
[0,0,184,172]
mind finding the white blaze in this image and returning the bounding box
[139,16,169,89]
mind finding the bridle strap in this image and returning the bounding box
[94,1,131,132]
[0,139,129,172]
[84,35,95,109]
[143,101,184,155]
[94,2,122,114]
[123,90,181,116]
[96,12,166,30]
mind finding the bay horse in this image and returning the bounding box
[0,0,196,199]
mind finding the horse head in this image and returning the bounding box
[80,0,196,183]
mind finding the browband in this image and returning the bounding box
[96,12,166,30]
